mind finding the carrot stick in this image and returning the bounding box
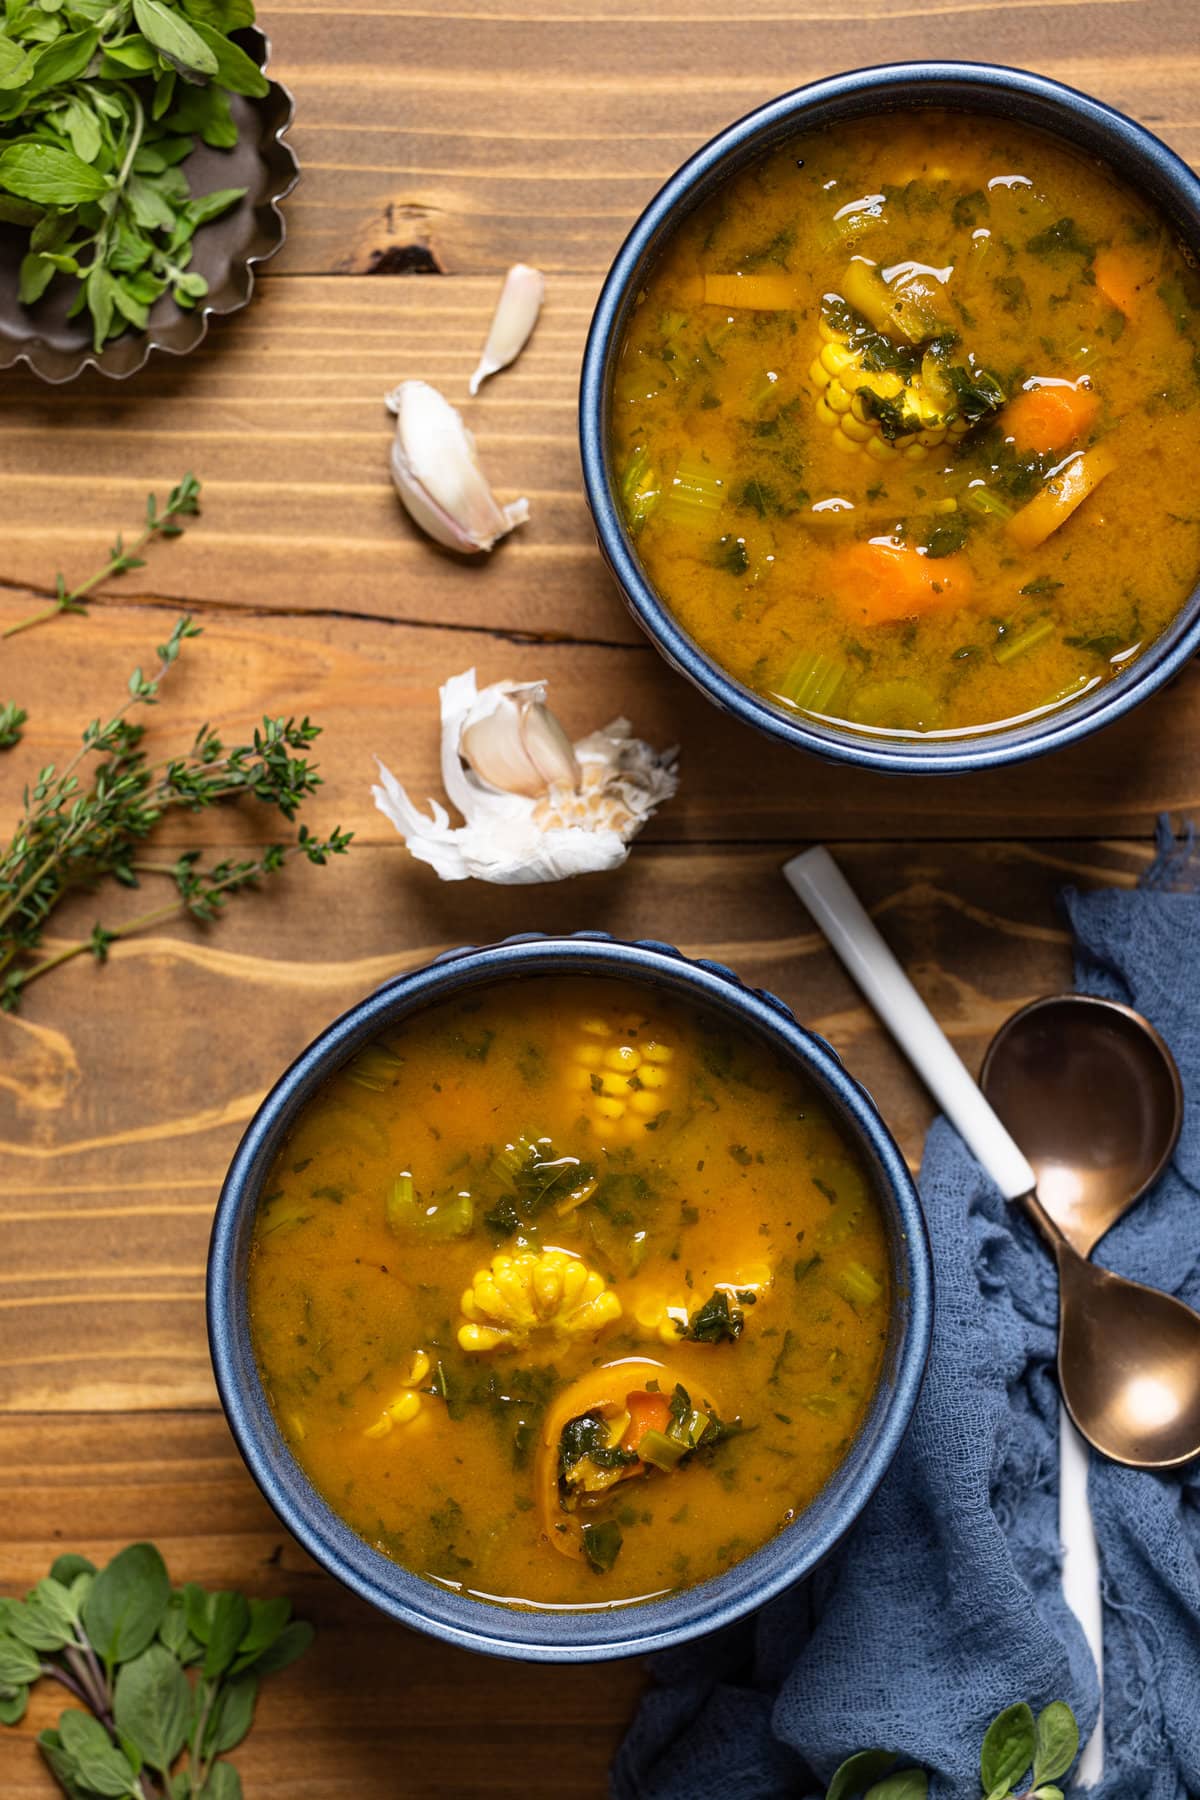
[624,1389,673,1452]
[828,537,974,627]
[1093,248,1155,319]
[1003,381,1099,455]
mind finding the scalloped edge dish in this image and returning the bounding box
[0,27,298,384]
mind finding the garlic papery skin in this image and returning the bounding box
[469,264,545,395]
[372,669,678,885]
[386,380,530,553]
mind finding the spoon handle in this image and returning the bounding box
[783,848,1036,1201]
[784,846,1104,1780]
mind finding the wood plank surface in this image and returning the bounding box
[0,0,1190,1794]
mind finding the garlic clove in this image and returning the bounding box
[386,379,530,553]
[460,697,547,798]
[520,698,580,791]
[469,264,545,395]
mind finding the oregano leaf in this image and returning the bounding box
[981,1702,1037,1795]
[113,1643,191,1772]
[1033,1702,1080,1785]
[827,1749,898,1800]
[865,1774,927,1800]
[82,1543,171,1668]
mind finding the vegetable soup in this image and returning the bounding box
[247,977,890,1609]
[611,111,1200,736]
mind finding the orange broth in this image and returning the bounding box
[611,111,1200,737]
[247,977,890,1610]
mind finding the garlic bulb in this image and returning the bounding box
[469,264,545,395]
[386,380,529,553]
[372,669,678,884]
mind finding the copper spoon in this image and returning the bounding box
[981,996,1194,1468]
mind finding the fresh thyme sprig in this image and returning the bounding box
[0,701,28,750]
[0,1541,313,1800]
[0,615,352,1012]
[2,474,201,645]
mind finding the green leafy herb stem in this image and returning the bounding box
[2,475,202,643]
[0,1541,314,1800]
[0,614,353,1011]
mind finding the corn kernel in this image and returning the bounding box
[809,356,830,387]
[638,1063,667,1090]
[821,341,855,376]
[604,1044,641,1074]
[866,436,898,461]
[643,1041,672,1064]
[831,430,860,454]
[573,1043,601,1068]
[594,1096,626,1121]
[407,1350,430,1386]
[839,413,873,443]
[818,317,838,342]
[630,1088,665,1117]
[582,1018,608,1036]
[825,379,851,415]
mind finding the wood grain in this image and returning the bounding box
[0,1414,645,1798]
[1,595,1197,843]
[0,836,1146,1415]
[0,3,1188,1794]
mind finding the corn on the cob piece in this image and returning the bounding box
[810,324,972,462]
[567,1015,674,1141]
[364,1349,431,1438]
[458,1249,622,1352]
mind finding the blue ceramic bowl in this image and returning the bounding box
[208,933,932,1661]
[580,62,1200,775]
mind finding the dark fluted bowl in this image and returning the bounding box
[579,62,1200,775]
[207,933,932,1662]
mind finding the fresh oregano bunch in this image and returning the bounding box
[0,613,352,1010]
[824,1697,1079,1800]
[0,1,268,351]
[0,1542,313,1799]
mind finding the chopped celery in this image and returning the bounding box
[845,679,943,733]
[965,485,1014,521]
[386,1171,416,1234]
[387,1172,475,1240]
[659,309,688,342]
[490,1135,535,1191]
[702,318,735,360]
[778,650,848,715]
[834,1260,883,1309]
[344,1045,405,1092]
[801,1393,841,1417]
[619,446,660,534]
[637,1429,688,1472]
[993,615,1056,665]
[746,368,780,410]
[662,454,725,523]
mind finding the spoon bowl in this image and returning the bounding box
[981,995,1183,1257]
[1050,1227,1200,1468]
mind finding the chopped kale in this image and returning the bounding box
[738,477,782,517]
[558,1412,638,1477]
[1020,575,1065,597]
[680,1289,747,1344]
[1064,632,1131,658]
[712,534,750,576]
[1026,216,1095,260]
[952,188,987,231]
[581,1519,623,1574]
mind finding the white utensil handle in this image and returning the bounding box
[784,845,1103,1779]
[784,847,1036,1200]
[1062,1412,1104,1782]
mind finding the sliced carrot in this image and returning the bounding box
[1093,247,1156,319]
[702,272,798,310]
[624,1388,672,1452]
[1003,381,1099,455]
[828,538,974,627]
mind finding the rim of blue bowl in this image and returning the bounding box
[208,932,933,1662]
[580,60,1200,775]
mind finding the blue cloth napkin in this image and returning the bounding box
[612,823,1200,1800]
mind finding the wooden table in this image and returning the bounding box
[1,2,1194,1792]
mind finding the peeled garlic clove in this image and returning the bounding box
[460,685,580,797]
[386,379,529,553]
[469,264,545,395]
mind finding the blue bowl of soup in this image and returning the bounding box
[208,933,932,1661]
[580,62,1200,773]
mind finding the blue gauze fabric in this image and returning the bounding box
[612,823,1200,1800]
